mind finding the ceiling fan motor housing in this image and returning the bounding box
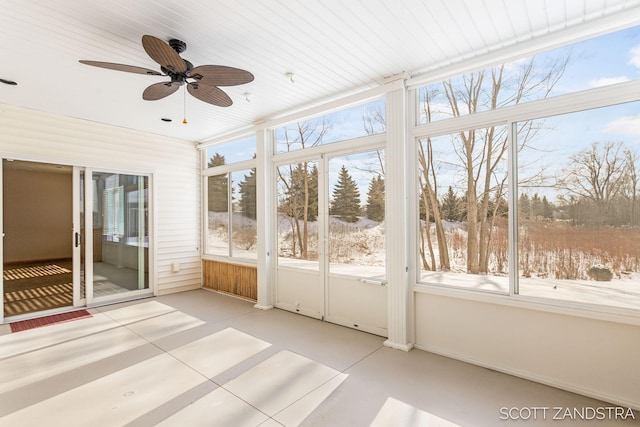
[169,39,187,54]
[162,59,194,85]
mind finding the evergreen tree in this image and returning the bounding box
[308,164,319,221]
[440,186,460,221]
[519,193,532,220]
[531,193,543,218]
[365,175,385,221]
[541,195,554,219]
[208,153,228,212]
[284,163,318,222]
[331,165,361,222]
[238,168,257,219]
[488,193,508,218]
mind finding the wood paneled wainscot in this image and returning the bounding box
[202,260,257,301]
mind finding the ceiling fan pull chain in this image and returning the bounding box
[183,85,188,124]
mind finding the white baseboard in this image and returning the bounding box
[384,339,414,352]
[414,343,639,411]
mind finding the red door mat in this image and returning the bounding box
[10,310,93,333]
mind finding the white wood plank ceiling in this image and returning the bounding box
[0,0,639,142]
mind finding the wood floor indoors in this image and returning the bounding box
[2,260,73,317]
[0,290,637,426]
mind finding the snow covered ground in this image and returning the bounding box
[207,211,640,310]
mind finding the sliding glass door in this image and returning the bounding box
[83,169,150,304]
[0,164,150,322]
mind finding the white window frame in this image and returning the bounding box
[201,136,258,265]
[411,79,640,322]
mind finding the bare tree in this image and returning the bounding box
[623,148,639,226]
[558,141,626,204]
[361,105,386,176]
[557,141,639,225]
[418,137,450,270]
[419,54,569,274]
[276,119,328,259]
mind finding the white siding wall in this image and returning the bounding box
[414,292,640,410]
[0,104,201,295]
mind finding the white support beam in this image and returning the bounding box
[384,86,413,351]
[255,128,274,310]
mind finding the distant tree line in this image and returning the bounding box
[557,141,639,226]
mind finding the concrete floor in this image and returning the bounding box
[0,289,637,426]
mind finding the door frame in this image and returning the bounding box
[272,135,388,335]
[72,166,85,307]
[273,154,326,319]
[324,148,388,336]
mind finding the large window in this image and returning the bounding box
[516,102,640,309]
[417,25,640,124]
[415,25,640,311]
[275,99,385,154]
[204,136,257,260]
[206,135,256,166]
[206,169,257,259]
[417,126,509,292]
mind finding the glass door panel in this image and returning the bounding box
[327,151,386,279]
[326,150,387,336]
[89,171,149,300]
[275,160,323,318]
[276,160,320,270]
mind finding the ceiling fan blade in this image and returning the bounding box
[79,60,162,75]
[142,35,187,73]
[143,82,180,101]
[190,65,254,86]
[188,83,233,107]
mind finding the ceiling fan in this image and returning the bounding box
[80,35,253,107]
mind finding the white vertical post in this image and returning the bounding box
[508,122,519,296]
[255,127,274,309]
[137,177,145,290]
[85,169,94,304]
[72,167,81,305]
[384,85,414,351]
